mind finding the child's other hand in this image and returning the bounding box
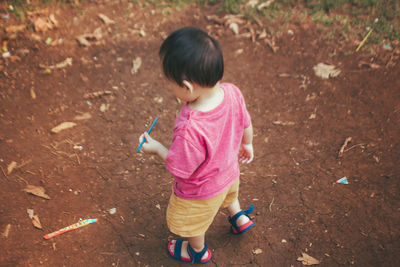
[138,132,161,154]
[239,143,254,164]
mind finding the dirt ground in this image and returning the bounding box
[1,0,399,266]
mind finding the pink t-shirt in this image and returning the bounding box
[166,83,251,200]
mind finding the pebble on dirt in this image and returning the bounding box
[131,57,142,75]
[252,248,262,254]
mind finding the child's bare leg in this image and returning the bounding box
[227,199,250,226]
[169,234,209,260]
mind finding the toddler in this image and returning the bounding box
[138,27,254,264]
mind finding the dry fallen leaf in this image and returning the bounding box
[23,185,50,200]
[33,17,52,32]
[51,122,77,133]
[83,90,112,99]
[297,252,320,265]
[358,61,381,69]
[2,224,11,238]
[27,209,34,219]
[5,24,26,33]
[229,23,239,35]
[49,14,58,26]
[273,120,295,126]
[98,13,115,25]
[313,63,341,79]
[7,161,17,174]
[76,27,103,47]
[76,35,92,47]
[30,88,37,99]
[74,113,92,121]
[32,215,42,229]
[40,58,73,70]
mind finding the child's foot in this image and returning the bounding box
[168,240,212,264]
[228,205,255,235]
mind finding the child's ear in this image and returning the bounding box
[182,80,194,94]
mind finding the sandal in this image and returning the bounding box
[228,204,255,235]
[167,240,212,264]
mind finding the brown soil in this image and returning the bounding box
[1,1,399,266]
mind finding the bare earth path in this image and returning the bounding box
[0,1,399,266]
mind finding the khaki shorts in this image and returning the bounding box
[166,179,239,237]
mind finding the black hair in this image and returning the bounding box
[159,27,224,87]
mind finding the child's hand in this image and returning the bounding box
[239,143,254,164]
[138,132,162,154]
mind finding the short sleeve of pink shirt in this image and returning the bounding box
[166,83,251,200]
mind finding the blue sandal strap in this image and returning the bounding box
[228,205,254,228]
[187,243,208,264]
[173,240,183,260]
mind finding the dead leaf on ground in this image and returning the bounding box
[83,90,112,99]
[74,113,92,121]
[98,13,115,25]
[27,209,34,219]
[273,120,295,126]
[358,61,381,69]
[32,17,52,32]
[76,27,103,47]
[2,224,11,238]
[5,25,26,33]
[258,0,275,10]
[32,215,42,229]
[76,36,91,47]
[265,38,279,53]
[229,23,239,35]
[51,122,77,133]
[39,58,73,70]
[7,161,17,174]
[297,252,320,265]
[23,184,50,200]
[30,88,37,99]
[49,14,58,27]
[313,63,341,79]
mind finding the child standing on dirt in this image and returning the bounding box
[138,27,254,264]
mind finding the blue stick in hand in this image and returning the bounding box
[136,117,159,152]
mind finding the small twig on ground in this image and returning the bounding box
[338,137,352,157]
[16,159,32,170]
[16,175,29,185]
[344,143,366,153]
[269,197,275,212]
[25,170,36,175]
[75,153,80,165]
[0,166,8,180]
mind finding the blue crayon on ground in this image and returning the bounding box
[136,117,159,152]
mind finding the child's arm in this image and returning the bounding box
[138,132,169,160]
[239,124,254,163]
